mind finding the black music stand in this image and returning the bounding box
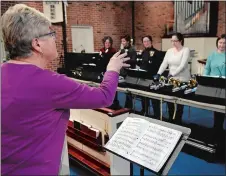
[104,115,191,176]
[65,52,101,70]
[124,68,154,91]
[194,75,225,106]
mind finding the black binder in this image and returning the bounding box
[65,52,101,70]
[194,76,226,105]
[65,52,106,82]
[124,68,153,91]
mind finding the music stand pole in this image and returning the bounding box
[140,167,144,176]
[130,163,133,176]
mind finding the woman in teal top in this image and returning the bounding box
[204,39,226,77]
[203,34,225,159]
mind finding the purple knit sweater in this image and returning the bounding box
[1,63,119,175]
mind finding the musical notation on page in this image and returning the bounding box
[128,122,182,172]
[105,118,149,156]
[105,117,182,173]
[127,68,147,72]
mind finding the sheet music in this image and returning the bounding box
[203,75,226,79]
[82,63,96,66]
[129,123,182,172]
[138,69,147,72]
[105,117,182,173]
[127,68,147,72]
[105,118,149,156]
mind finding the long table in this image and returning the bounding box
[74,78,225,114]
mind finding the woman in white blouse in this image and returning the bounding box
[156,33,191,125]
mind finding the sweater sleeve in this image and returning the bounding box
[46,71,119,109]
[203,54,212,76]
[171,47,190,76]
[157,49,169,75]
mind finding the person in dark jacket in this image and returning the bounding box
[99,36,120,109]
[140,36,164,75]
[120,35,137,109]
[139,35,164,118]
[99,36,116,72]
[120,34,137,69]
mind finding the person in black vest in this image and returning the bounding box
[139,35,163,118]
[120,35,137,109]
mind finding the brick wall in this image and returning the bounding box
[217,1,226,36]
[1,1,224,72]
[1,1,18,15]
[134,1,174,50]
[66,1,132,52]
[1,1,63,71]
[22,1,63,71]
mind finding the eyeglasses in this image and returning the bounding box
[38,31,56,39]
[171,40,179,43]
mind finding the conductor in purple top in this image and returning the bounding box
[1,4,130,175]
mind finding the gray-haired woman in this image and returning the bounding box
[1,4,129,175]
